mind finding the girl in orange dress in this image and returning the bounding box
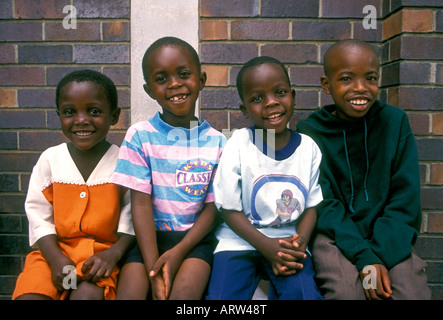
[12,70,134,300]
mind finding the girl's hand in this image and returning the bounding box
[81,250,119,283]
[48,254,77,291]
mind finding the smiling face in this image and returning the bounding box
[57,81,120,151]
[321,43,380,122]
[143,44,206,128]
[239,62,295,140]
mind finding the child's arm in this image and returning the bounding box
[36,234,77,291]
[150,202,218,298]
[81,234,135,283]
[130,189,165,300]
[294,207,317,252]
[222,209,305,276]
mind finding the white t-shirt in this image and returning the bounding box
[213,128,323,253]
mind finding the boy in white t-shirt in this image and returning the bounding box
[206,56,323,300]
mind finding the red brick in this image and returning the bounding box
[290,66,323,87]
[294,90,320,110]
[430,163,443,185]
[398,87,442,111]
[0,22,42,41]
[408,113,430,135]
[17,89,56,108]
[433,114,443,135]
[201,65,229,87]
[383,10,402,40]
[74,45,129,64]
[402,9,434,33]
[261,43,318,64]
[200,110,228,132]
[0,110,46,129]
[103,22,130,41]
[0,1,13,19]
[103,66,130,85]
[401,36,443,60]
[45,22,101,41]
[323,0,380,18]
[0,44,16,64]
[200,20,228,41]
[292,21,351,40]
[201,0,258,17]
[354,21,382,42]
[0,89,16,108]
[427,213,443,233]
[15,0,69,19]
[416,138,443,161]
[0,67,45,86]
[436,64,443,85]
[200,43,257,64]
[231,20,289,40]
[200,88,241,110]
[421,187,443,210]
[19,131,66,151]
[18,45,72,64]
[0,132,18,150]
[75,0,129,18]
[261,0,318,17]
[0,152,40,172]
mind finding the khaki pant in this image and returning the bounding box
[311,233,431,300]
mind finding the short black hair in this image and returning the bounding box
[236,56,291,102]
[142,36,201,83]
[323,39,379,77]
[55,69,118,111]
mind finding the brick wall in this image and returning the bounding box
[0,0,441,299]
[199,0,443,299]
[0,0,130,298]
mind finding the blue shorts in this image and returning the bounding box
[206,250,322,300]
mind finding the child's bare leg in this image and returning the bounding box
[116,262,149,300]
[69,281,104,300]
[15,293,52,300]
[169,258,211,300]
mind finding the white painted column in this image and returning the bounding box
[130,0,199,124]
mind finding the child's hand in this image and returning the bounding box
[149,272,167,300]
[260,237,304,277]
[149,247,185,299]
[359,264,392,300]
[276,235,307,273]
[81,250,119,283]
[48,254,77,291]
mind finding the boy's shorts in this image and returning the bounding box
[123,230,217,267]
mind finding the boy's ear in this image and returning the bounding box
[199,71,207,90]
[110,108,121,126]
[320,76,331,95]
[239,104,248,118]
[143,83,155,100]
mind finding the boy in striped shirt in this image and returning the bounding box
[112,37,226,300]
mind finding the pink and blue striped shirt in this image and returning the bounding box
[112,112,226,231]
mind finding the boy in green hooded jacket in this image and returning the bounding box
[296,39,431,300]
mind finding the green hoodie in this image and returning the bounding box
[297,100,421,271]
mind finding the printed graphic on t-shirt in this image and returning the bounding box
[176,159,214,197]
[250,175,307,227]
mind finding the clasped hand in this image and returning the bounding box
[263,234,307,276]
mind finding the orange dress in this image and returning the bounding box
[12,143,133,300]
